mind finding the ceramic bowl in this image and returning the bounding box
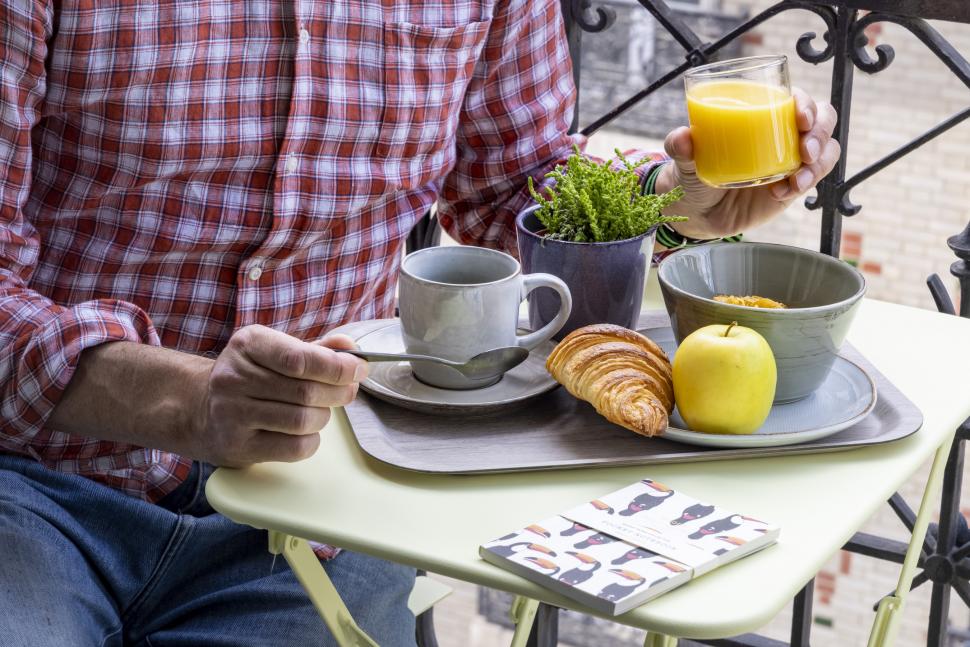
[657,242,866,403]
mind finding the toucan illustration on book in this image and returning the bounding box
[688,515,743,540]
[713,535,748,556]
[611,547,657,565]
[598,569,647,601]
[560,521,587,537]
[524,524,551,538]
[653,560,688,574]
[489,542,557,559]
[670,503,716,525]
[618,487,674,516]
[558,551,601,586]
[574,532,616,549]
[589,499,615,515]
[523,556,560,576]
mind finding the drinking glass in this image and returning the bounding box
[684,55,801,189]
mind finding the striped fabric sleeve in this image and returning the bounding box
[644,161,742,263]
[655,225,744,249]
[0,0,160,451]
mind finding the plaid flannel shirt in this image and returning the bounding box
[0,0,666,535]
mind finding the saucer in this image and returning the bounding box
[645,326,878,448]
[350,321,559,416]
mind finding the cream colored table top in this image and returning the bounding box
[206,293,970,640]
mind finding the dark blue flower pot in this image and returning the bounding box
[515,205,657,341]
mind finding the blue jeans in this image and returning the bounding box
[0,454,416,646]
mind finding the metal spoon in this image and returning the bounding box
[336,346,530,380]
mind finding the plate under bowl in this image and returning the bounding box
[647,326,877,448]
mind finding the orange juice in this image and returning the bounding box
[686,79,800,187]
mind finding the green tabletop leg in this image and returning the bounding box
[268,531,379,647]
[508,596,539,647]
[643,632,678,647]
[867,434,954,647]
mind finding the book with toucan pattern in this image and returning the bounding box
[479,478,779,616]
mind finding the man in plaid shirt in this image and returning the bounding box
[0,0,838,644]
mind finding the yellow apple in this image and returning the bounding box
[672,322,776,435]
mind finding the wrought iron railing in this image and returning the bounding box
[565,0,970,260]
[572,2,743,139]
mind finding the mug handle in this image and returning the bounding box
[515,273,572,349]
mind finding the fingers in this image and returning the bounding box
[242,366,359,407]
[201,386,332,466]
[317,333,359,351]
[209,391,333,434]
[792,87,818,133]
[771,137,841,201]
[800,102,838,164]
[251,400,332,435]
[271,377,358,408]
[231,325,365,385]
[246,430,323,464]
[204,325,372,465]
[204,327,369,466]
[663,126,694,167]
[770,95,839,201]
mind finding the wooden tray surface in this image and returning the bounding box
[336,312,923,474]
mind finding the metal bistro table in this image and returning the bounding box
[205,287,970,647]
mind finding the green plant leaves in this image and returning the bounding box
[527,146,686,243]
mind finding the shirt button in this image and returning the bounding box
[247,264,263,281]
[299,28,310,44]
[284,154,299,173]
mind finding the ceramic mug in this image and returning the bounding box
[398,246,572,390]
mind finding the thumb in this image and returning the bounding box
[316,333,359,351]
[663,126,697,175]
[316,333,368,382]
[660,126,724,219]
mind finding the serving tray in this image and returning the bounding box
[335,312,923,474]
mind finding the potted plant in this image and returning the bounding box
[516,147,684,340]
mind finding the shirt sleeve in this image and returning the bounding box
[0,0,159,452]
[436,0,667,254]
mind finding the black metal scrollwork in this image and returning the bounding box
[568,0,617,34]
[849,12,970,86]
[849,13,897,73]
[824,12,970,222]
[793,4,839,64]
[840,193,862,217]
[805,189,861,217]
[949,223,970,318]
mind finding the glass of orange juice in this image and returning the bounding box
[684,55,801,188]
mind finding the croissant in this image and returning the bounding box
[546,324,673,437]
